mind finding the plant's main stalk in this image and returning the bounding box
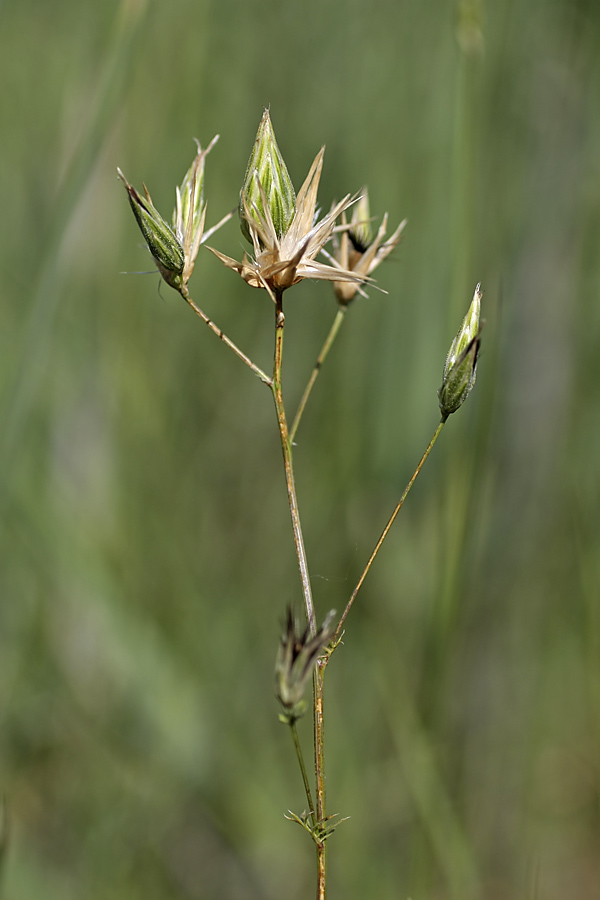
[271,291,327,899]
[271,294,316,635]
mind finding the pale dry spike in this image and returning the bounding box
[287,148,325,242]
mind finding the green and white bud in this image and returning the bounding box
[118,169,184,291]
[240,110,296,244]
[439,284,482,419]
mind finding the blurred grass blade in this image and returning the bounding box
[0,0,149,489]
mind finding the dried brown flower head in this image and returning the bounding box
[329,189,407,305]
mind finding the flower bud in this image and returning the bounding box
[118,169,184,291]
[438,284,482,419]
[240,110,296,244]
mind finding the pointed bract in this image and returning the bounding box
[172,135,218,284]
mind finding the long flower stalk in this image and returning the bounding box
[270,290,327,899]
[271,293,316,633]
[332,419,447,647]
[290,306,347,444]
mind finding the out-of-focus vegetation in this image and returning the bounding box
[2,0,600,897]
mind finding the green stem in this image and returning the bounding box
[180,286,272,385]
[271,293,317,634]
[332,418,447,646]
[270,291,326,900]
[314,661,327,900]
[290,306,347,444]
[290,720,316,827]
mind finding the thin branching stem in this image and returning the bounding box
[290,306,347,444]
[331,418,447,647]
[181,286,272,385]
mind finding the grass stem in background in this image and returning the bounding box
[0,0,149,483]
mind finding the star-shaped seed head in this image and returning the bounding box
[208,111,374,299]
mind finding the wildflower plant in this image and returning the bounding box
[119,109,482,899]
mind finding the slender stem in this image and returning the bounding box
[290,306,347,444]
[314,661,327,900]
[290,720,316,826]
[271,293,317,634]
[332,418,447,646]
[270,291,326,900]
[180,286,272,385]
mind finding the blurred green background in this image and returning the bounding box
[2,0,600,897]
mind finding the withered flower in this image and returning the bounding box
[276,608,336,719]
[329,189,407,305]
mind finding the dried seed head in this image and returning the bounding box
[210,140,369,298]
[438,284,482,419]
[240,110,296,245]
[118,169,184,291]
[276,608,336,720]
[331,188,407,306]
